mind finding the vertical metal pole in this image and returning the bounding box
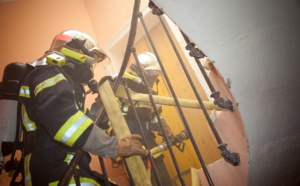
[156,14,224,146]
[112,0,141,92]
[93,1,142,183]
[180,31,234,111]
[122,79,163,186]
[149,1,240,167]
[98,157,110,186]
[132,48,186,185]
[142,2,216,185]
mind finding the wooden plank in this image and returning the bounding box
[115,84,223,111]
[98,80,151,186]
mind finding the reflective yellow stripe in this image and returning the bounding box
[24,153,32,186]
[64,153,74,164]
[64,153,79,169]
[21,105,37,132]
[49,177,101,186]
[54,111,93,147]
[19,85,30,98]
[34,74,66,96]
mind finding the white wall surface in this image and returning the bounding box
[152,0,300,185]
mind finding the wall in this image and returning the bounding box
[152,0,300,185]
[86,0,147,47]
[0,0,149,112]
[0,0,97,77]
[0,0,100,185]
[0,0,142,185]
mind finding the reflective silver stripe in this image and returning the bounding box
[24,153,32,186]
[21,105,36,131]
[19,85,30,98]
[34,74,66,96]
[23,116,36,131]
[54,111,93,147]
[19,88,30,96]
[61,115,88,143]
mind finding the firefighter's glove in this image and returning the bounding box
[116,134,149,157]
[157,119,174,139]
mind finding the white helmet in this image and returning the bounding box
[49,29,108,64]
[132,52,162,76]
[29,30,109,68]
[29,30,110,84]
[130,52,162,87]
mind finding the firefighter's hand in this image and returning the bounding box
[157,120,174,138]
[116,134,149,157]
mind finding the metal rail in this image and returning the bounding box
[138,8,213,186]
[149,0,240,176]
[122,78,163,186]
[180,31,234,112]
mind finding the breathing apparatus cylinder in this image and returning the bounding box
[0,62,29,170]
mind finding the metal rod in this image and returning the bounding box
[180,31,234,111]
[158,14,223,145]
[149,1,240,167]
[123,79,162,186]
[58,149,84,186]
[180,32,215,92]
[94,1,142,183]
[53,0,143,185]
[138,11,201,184]
[156,16,221,185]
[98,157,110,186]
[132,47,185,185]
[147,3,215,185]
[94,0,141,126]
[112,0,141,93]
[93,1,143,185]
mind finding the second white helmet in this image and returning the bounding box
[136,52,161,76]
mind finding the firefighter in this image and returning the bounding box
[18,30,148,186]
[104,52,174,185]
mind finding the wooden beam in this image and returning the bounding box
[98,80,151,186]
[115,84,223,111]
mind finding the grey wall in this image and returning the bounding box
[152,0,300,185]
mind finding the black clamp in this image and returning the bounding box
[218,143,240,166]
[211,91,234,112]
[148,1,164,16]
[186,43,205,59]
